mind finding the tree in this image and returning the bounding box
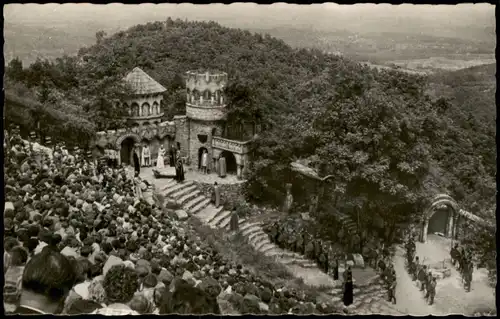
[81,75,131,131]
[6,57,25,82]
[96,30,107,45]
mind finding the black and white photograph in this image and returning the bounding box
[3,2,496,316]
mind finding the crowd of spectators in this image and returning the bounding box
[3,128,343,315]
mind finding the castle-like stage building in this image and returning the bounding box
[92,67,252,179]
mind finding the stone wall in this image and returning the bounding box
[188,119,224,170]
[173,116,189,160]
[193,180,246,209]
[186,104,227,121]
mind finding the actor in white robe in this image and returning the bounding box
[156,145,166,169]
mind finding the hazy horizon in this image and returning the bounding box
[5,3,495,38]
[4,3,495,67]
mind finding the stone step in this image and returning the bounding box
[281,257,316,268]
[260,244,278,255]
[196,205,224,222]
[190,198,211,215]
[221,216,245,230]
[256,242,277,253]
[223,217,247,230]
[241,224,262,237]
[209,210,232,228]
[206,207,228,225]
[247,228,267,242]
[267,250,302,260]
[252,233,271,248]
[177,190,201,205]
[255,239,272,252]
[239,221,262,233]
[214,212,233,228]
[164,180,194,197]
[184,195,207,211]
[247,231,267,246]
[171,185,198,200]
[161,180,178,191]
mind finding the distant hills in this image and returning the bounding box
[4,3,495,68]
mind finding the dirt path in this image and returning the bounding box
[391,246,448,315]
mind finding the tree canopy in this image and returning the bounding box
[4,19,494,250]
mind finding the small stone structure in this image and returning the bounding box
[420,194,495,243]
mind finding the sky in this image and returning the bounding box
[4,2,495,36]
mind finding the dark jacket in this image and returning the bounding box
[133,152,140,172]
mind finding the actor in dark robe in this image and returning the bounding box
[323,248,329,274]
[176,156,185,182]
[211,182,220,208]
[133,147,141,176]
[169,147,176,167]
[229,210,239,231]
[333,258,339,280]
[342,266,353,307]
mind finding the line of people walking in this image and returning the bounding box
[404,236,437,305]
[450,243,474,292]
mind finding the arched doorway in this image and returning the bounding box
[198,147,208,170]
[421,194,460,243]
[120,137,136,165]
[220,150,237,174]
[427,205,451,236]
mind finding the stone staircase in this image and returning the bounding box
[152,178,337,287]
[334,211,358,234]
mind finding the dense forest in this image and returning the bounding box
[4,18,495,272]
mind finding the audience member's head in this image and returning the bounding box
[10,246,29,266]
[129,294,153,314]
[159,281,221,314]
[66,299,103,315]
[20,249,77,314]
[142,273,158,289]
[103,265,139,305]
[4,237,19,253]
[80,245,93,258]
[26,238,40,255]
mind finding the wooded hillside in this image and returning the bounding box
[4,18,495,226]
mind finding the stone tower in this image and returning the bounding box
[185,71,228,170]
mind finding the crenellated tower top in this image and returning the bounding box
[185,71,228,90]
[185,70,228,121]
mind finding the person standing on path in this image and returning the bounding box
[332,258,339,281]
[142,144,150,167]
[387,269,397,304]
[418,265,427,291]
[424,271,432,300]
[342,266,354,307]
[427,277,437,305]
[176,151,185,183]
[133,146,141,176]
[229,210,239,232]
[169,146,176,167]
[450,243,459,268]
[412,256,420,281]
[201,149,208,174]
[211,182,220,208]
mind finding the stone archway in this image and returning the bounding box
[116,133,141,166]
[198,147,209,170]
[220,150,237,175]
[420,194,459,243]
